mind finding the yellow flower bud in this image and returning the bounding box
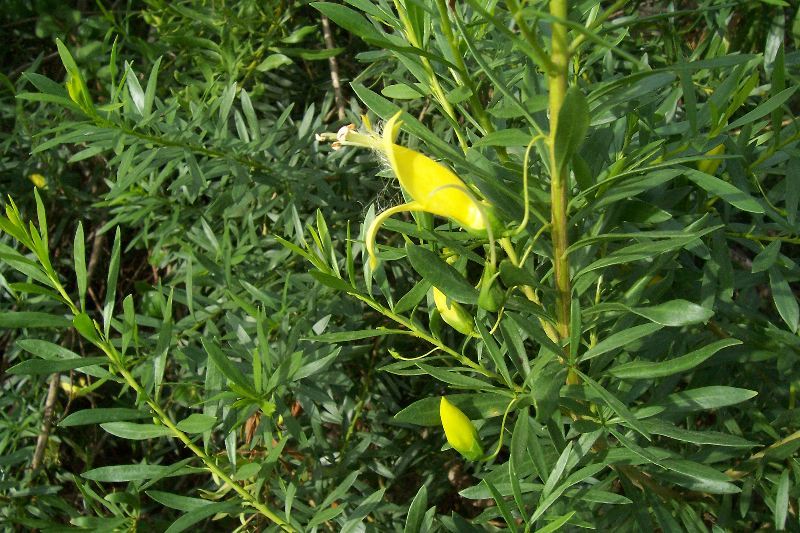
[697,144,725,176]
[28,173,47,189]
[440,396,483,461]
[433,287,475,336]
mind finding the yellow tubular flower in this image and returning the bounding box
[440,396,483,461]
[363,112,495,268]
[382,113,485,231]
[433,287,475,336]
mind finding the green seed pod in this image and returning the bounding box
[476,263,505,312]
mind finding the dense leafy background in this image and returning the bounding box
[1,0,799,531]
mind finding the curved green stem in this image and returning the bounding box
[366,202,426,268]
[482,396,518,461]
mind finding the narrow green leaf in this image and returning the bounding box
[531,463,606,522]
[774,469,790,530]
[256,53,293,72]
[474,129,533,148]
[33,188,47,248]
[659,459,740,494]
[394,279,431,314]
[382,83,425,100]
[686,169,763,213]
[406,244,478,304]
[542,442,573,498]
[311,2,383,41]
[580,323,663,362]
[751,240,781,273]
[640,419,754,448]
[305,329,408,343]
[608,338,741,379]
[74,222,87,311]
[533,512,576,533]
[176,414,217,434]
[164,503,242,533]
[416,363,493,389]
[654,386,757,412]
[576,370,650,439]
[554,88,589,175]
[484,479,520,533]
[60,408,151,427]
[100,422,173,440]
[769,267,799,332]
[82,464,176,482]
[631,299,713,326]
[146,491,213,512]
[202,338,254,393]
[508,313,562,358]
[726,86,797,131]
[0,313,70,328]
[404,485,428,533]
[7,356,107,375]
[318,470,358,510]
[104,227,121,336]
[786,157,799,225]
[476,321,512,387]
[125,63,145,115]
[72,312,98,343]
[16,338,110,378]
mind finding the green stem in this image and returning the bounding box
[569,0,629,53]
[434,0,496,138]
[435,0,511,164]
[547,0,578,384]
[99,341,295,531]
[499,237,559,344]
[506,0,555,73]
[726,232,800,245]
[393,0,469,152]
[350,291,509,385]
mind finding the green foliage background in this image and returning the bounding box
[1,0,799,531]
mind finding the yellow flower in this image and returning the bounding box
[352,112,495,268]
[433,287,475,336]
[440,396,483,461]
[381,113,485,230]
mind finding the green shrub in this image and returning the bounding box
[1,0,799,531]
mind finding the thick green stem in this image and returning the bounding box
[547,0,577,383]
